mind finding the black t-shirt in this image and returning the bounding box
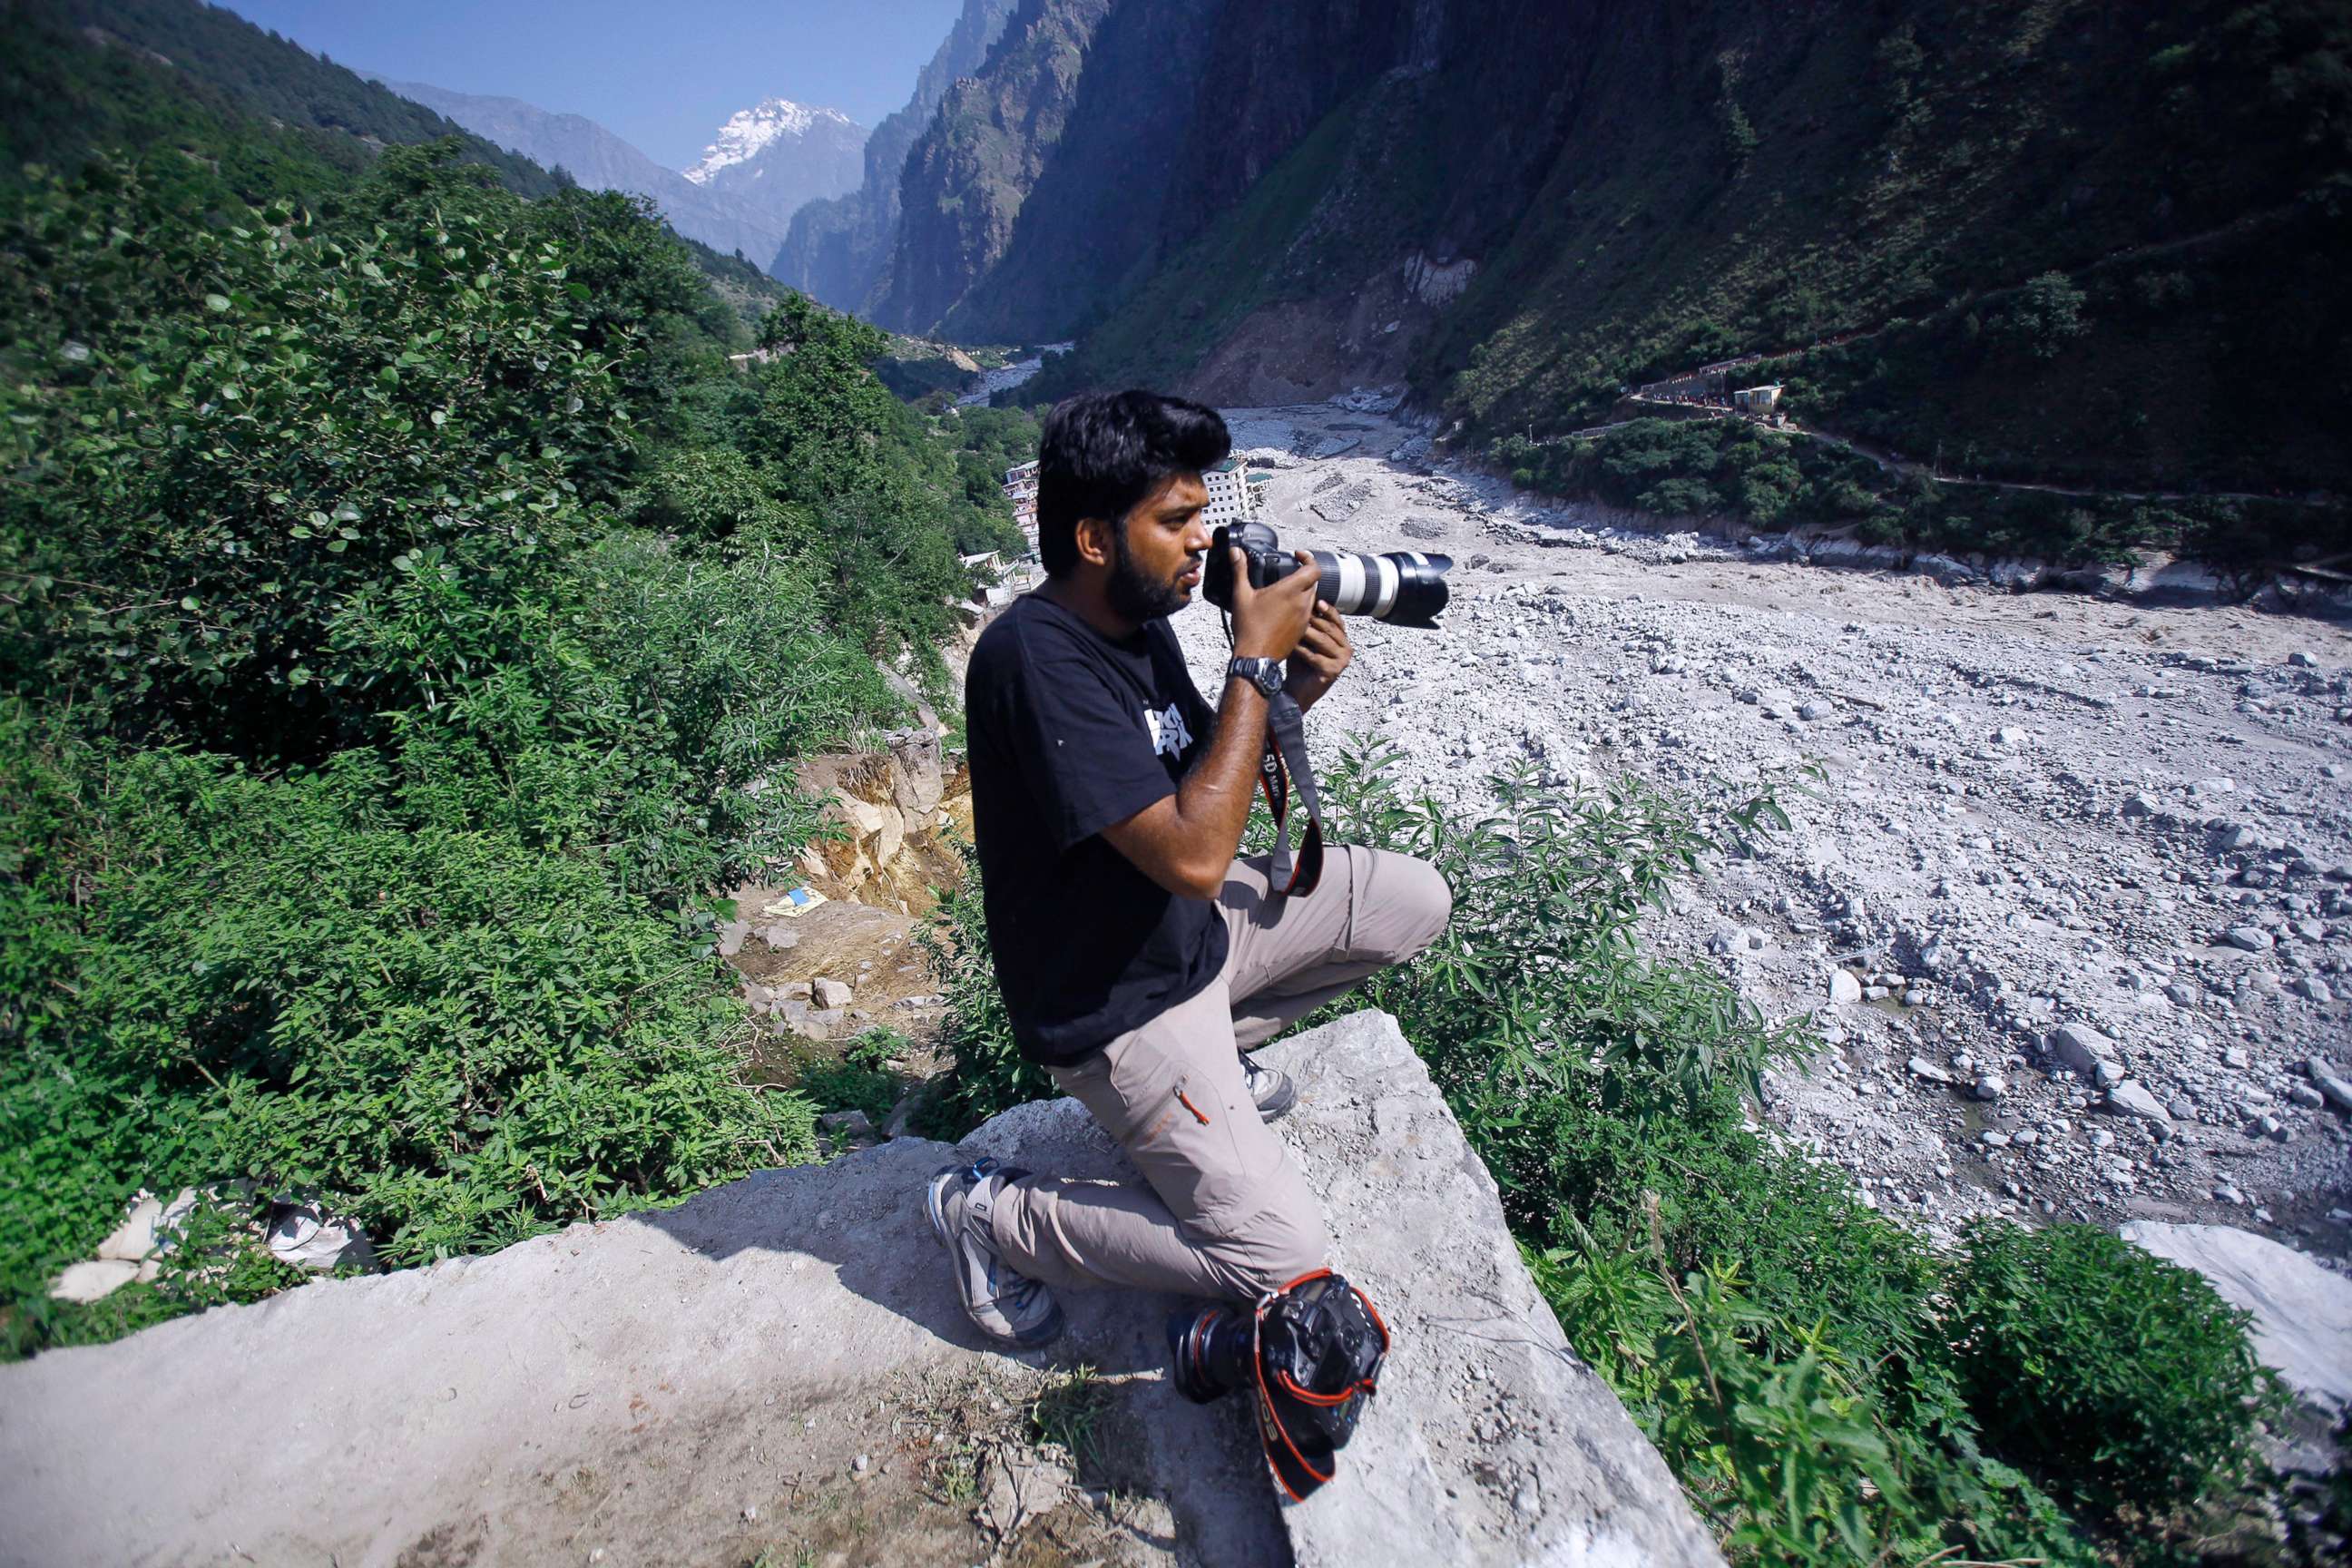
[964,593,1229,1064]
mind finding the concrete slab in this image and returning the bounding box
[0,1011,1717,1566]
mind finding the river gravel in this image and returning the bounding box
[1169,400,2352,1262]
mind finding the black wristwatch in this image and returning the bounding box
[1227,656,1286,698]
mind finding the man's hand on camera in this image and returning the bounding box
[1228,548,1320,662]
[1284,602,1351,712]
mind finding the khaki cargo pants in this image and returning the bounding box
[989,846,1451,1302]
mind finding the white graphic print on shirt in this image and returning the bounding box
[1142,701,1192,759]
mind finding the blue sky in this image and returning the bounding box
[220,1,966,170]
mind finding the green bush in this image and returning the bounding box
[0,707,820,1306]
[1989,270,2091,360]
[1494,419,1897,535]
[791,1031,914,1129]
[1948,1220,2272,1517]
[0,108,987,1357]
[916,847,1057,1135]
[1,154,631,754]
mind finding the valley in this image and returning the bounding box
[1167,398,2352,1262]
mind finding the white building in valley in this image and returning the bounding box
[1202,457,1259,527]
[1002,458,1039,554]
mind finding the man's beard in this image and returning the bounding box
[1105,526,1191,622]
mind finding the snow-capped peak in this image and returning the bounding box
[681,98,856,185]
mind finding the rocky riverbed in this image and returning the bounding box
[1174,399,2352,1264]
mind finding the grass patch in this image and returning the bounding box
[790,1031,914,1130]
[1027,1364,1112,1475]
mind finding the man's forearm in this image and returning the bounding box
[1163,676,1270,882]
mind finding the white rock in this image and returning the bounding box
[2048,1022,2121,1078]
[2122,1223,2352,1415]
[2308,1058,2352,1113]
[48,1259,141,1304]
[1828,969,1862,1006]
[96,1193,163,1263]
[2102,1080,2174,1127]
[2224,926,2274,952]
[813,976,854,1010]
[264,1202,376,1272]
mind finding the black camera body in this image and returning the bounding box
[1203,520,1451,629]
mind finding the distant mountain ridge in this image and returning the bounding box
[383,81,863,270]
[4,0,563,200]
[770,0,1019,318]
[378,79,805,265]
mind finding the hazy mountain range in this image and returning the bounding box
[381,79,865,268]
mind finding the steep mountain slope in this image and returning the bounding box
[1,0,794,334]
[770,0,1018,316]
[870,0,1112,334]
[676,97,865,268]
[379,80,789,264]
[5,0,560,197]
[1413,0,2352,496]
[912,0,2349,511]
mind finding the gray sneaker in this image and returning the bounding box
[1242,1055,1297,1122]
[926,1157,1065,1348]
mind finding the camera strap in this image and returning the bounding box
[1259,691,1325,897]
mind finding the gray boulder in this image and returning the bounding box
[964,1011,1723,1567]
[2048,1021,2122,1079]
[2102,1079,2175,1129]
[0,1012,1719,1567]
[2308,1056,2352,1114]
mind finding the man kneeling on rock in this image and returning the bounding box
[928,389,1452,1346]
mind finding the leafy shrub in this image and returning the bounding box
[1948,1220,2272,1516]
[1,155,631,754]
[792,1031,913,1129]
[1494,420,1898,536]
[0,118,981,1358]
[916,848,1056,1135]
[0,708,820,1299]
[1989,271,2091,360]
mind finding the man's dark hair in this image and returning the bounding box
[1035,390,1230,576]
